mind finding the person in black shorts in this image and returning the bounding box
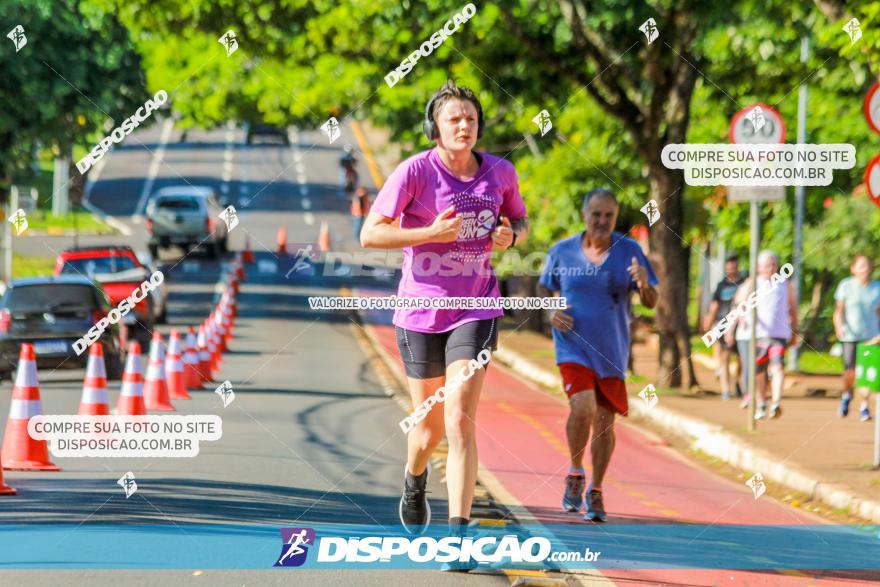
[703,254,747,401]
[360,80,529,564]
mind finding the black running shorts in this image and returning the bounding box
[395,318,498,379]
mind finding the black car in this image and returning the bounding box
[0,276,125,381]
[245,123,290,145]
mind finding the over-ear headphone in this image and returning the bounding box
[423,90,485,141]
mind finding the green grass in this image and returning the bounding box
[797,350,843,375]
[690,335,713,356]
[22,210,114,235]
[11,253,56,279]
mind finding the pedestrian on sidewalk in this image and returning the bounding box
[725,250,798,420]
[833,254,880,421]
[703,254,747,401]
[539,188,658,523]
[351,187,371,240]
[360,79,529,560]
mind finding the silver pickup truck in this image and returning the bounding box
[145,186,229,259]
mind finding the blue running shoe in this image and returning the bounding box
[839,393,852,418]
[562,474,586,512]
[860,406,872,422]
[584,489,607,523]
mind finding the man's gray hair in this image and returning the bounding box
[758,249,778,265]
[581,188,618,211]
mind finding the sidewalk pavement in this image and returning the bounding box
[495,326,880,523]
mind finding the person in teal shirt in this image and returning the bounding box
[833,254,880,421]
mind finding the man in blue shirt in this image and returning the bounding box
[540,188,659,522]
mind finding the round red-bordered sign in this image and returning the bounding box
[864,81,880,135]
[864,153,880,208]
[729,103,786,144]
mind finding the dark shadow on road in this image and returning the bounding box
[0,477,412,527]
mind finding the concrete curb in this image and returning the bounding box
[494,344,880,524]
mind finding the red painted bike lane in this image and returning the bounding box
[366,320,871,585]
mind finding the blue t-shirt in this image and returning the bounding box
[539,231,659,379]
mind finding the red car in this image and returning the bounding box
[54,246,168,348]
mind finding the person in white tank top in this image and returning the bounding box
[726,250,798,420]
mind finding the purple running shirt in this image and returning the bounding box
[370,147,527,333]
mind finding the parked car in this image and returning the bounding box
[0,276,126,381]
[144,186,229,259]
[246,123,290,146]
[55,246,169,348]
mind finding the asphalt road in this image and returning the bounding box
[0,122,511,586]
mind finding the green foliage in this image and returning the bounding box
[10,0,880,349]
[0,0,147,186]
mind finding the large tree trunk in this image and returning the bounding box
[647,162,698,390]
[801,269,831,347]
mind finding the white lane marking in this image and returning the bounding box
[304,212,314,225]
[299,184,309,196]
[302,198,311,210]
[136,118,174,216]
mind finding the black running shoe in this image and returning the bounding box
[441,524,478,572]
[584,489,607,523]
[399,467,431,535]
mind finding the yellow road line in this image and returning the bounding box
[350,119,386,189]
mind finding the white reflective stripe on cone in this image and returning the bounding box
[146,361,163,379]
[81,387,109,404]
[166,359,183,371]
[86,355,107,378]
[120,382,144,397]
[9,399,43,419]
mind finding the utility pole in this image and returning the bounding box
[789,35,810,371]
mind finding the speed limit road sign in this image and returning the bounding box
[729,103,786,144]
[865,153,880,208]
[864,81,880,135]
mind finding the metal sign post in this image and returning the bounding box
[729,104,787,432]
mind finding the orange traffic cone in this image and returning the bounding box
[144,332,175,411]
[165,330,190,400]
[210,314,223,368]
[183,327,202,390]
[213,309,228,353]
[221,304,234,344]
[0,459,15,494]
[229,288,238,319]
[318,221,331,252]
[197,325,213,384]
[235,253,245,281]
[243,236,255,264]
[117,341,146,416]
[277,225,288,255]
[78,342,110,416]
[2,343,60,471]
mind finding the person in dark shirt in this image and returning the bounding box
[350,187,371,240]
[702,254,747,401]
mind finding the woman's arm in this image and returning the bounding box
[360,207,462,249]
